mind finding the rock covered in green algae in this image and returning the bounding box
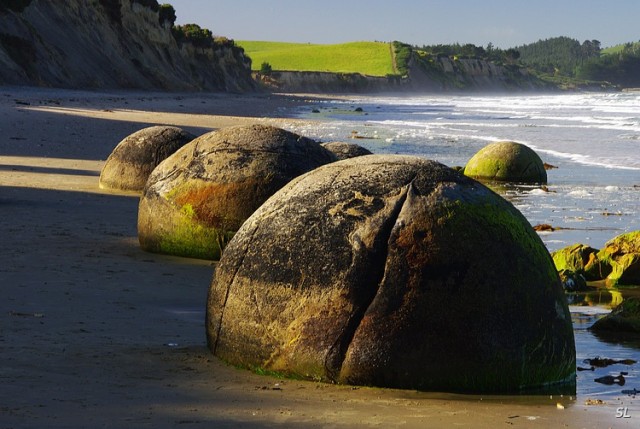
[464,141,547,184]
[597,231,640,285]
[556,232,640,286]
[320,141,372,160]
[590,297,640,334]
[207,155,575,393]
[552,244,602,281]
[137,124,336,260]
[99,126,196,192]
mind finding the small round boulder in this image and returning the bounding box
[99,126,196,192]
[321,141,372,160]
[464,141,547,184]
[207,155,575,393]
[138,124,336,260]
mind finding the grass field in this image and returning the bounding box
[237,41,396,77]
[601,42,640,55]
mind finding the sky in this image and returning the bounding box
[166,0,639,49]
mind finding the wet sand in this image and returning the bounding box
[0,87,632,428]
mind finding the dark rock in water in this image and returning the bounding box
[99,126,196,192]
[559,269,588,292]
[590,297,640,334]
[321,141,372,160]
[138,124,336,260]
[207,154,575,393]
[464,141,547,184]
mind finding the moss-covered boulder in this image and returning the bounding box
[207,155,575,393]
[464,141,547,184]
[552,244,602,280]
[321,141,372,160]
[590,297,640,334]
[596,231,640,285]
[99,126,196,192]
[138,124,336,260]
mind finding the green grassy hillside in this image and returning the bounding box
[601,42,640,56]
[237,41,396,77]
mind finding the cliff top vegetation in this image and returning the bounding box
[237,41,396,77]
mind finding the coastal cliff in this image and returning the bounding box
[0,0,255,91]
[260,56,548,93]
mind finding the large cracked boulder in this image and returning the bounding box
[464,141,547,184]
[99,126,196,192]
[138,124,336,260]
[207,155,575,393]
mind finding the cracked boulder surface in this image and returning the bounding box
[99,126,197,192]
[463,141,547,184]
[137,124,337,260]
[206,155,576,393]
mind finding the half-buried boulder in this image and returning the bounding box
[464,141,547,184]
[138,124,336,260]
[321,141,372,160]
[207,155,575,393]
[99,126,196,192]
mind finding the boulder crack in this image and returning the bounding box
[324,176,417,381]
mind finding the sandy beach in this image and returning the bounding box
[0,87,633,428]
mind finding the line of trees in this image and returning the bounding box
[414,42,521,64]
[403,36,640,88]
[516,36,602,75]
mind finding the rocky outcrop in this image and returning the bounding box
[207,155,576,393]
[0,0,255,91]
[551,231,640,286]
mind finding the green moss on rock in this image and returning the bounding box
[596,231,640,285]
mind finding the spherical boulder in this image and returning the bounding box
[207,155,575,393]
[99,126,196,192]
[138,124,336,260]
[321,141,372,160]
[464,141,547,184]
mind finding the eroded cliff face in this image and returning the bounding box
[258,56,548,94]
[0,0,255,91]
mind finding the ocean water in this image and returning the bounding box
[289,92,640,251]
[284,92,640,405]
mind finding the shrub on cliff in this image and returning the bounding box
[172,23,213,48]
[159,3,176,26]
